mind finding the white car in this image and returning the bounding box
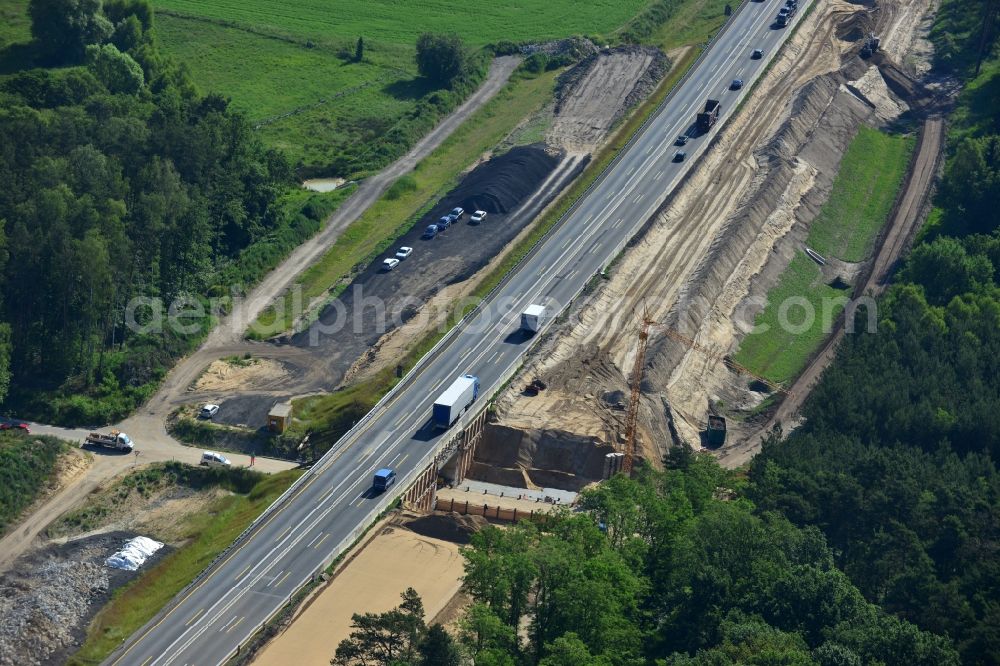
[450,206,465,219]
[199,404,220,419]
[383,257,400,271]
[395,246,413,259]
[200,451,231,467]
[470,210,487,224]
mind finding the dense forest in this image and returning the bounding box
[328,0,1000,664]
[332,463,960,666]
[0,0,348,423]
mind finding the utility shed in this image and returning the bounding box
[268,402,293,433]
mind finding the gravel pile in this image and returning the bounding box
[0,559,109,665]
[454,145,560,215]
[522,37,598,60]
[0,532,159,666]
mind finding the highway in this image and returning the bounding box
[110,1,808,663]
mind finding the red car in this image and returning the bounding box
[0,422,30,434]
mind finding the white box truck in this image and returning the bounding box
[520,304,549,334]
[433,374,480,428]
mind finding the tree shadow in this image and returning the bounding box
[0,42,41,75]
[382,76,436,101]
[960,72,1000,135]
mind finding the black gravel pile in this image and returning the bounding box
[455,145,560,215]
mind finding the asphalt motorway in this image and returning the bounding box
[111,1,807,663]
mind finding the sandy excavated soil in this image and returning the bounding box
[491,0,937,471]
[193,358,289,393]
[548,47,667,153]
[253,516,472,666]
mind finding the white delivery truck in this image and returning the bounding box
[85,430,134,452]
[432,374,480,429]
[520,304,549,334]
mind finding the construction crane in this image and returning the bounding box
[622,317,650,475]
[621,314,787,474]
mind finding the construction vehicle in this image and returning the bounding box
[432,374,480,428]
[696,99,721,133]
[523,377,548,396]
[621,313,787,474]
[707,415,727,446]
[860,33,881,58]
[85,430,134,452]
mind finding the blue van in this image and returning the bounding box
[373,468,396,493]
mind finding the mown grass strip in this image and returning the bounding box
[732,254,847,385]
[807,126,915,263]
[68,470,302,666]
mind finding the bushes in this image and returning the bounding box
[385,174,418,200]
[0,433,66,534]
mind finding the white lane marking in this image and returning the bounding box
[149,8,807,662]
[217,616,238,632]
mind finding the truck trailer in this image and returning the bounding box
[520,304,549,334]
[85,430,134,452]
[432,374,480,429]
[696,99,721,133]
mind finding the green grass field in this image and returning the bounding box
[733,254,847,385]
[736,127,913,385]
[0,433,66,536]
[155,0,649,46]
[807,126,914,263]
[650,0,732,51]
[0,0,29,46]
[154,0,652,172]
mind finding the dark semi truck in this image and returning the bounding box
[696,99,721,133]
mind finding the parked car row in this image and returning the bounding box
[0,421,29,434]
[386,205,489,270]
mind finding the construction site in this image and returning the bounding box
[468,0,946,489]
[0,0,953,660]
[232,1,950,661]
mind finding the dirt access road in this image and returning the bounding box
[148,56,522,417]
[0,423,292,573]
[717,115,945,469]
[0,59,521,575]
